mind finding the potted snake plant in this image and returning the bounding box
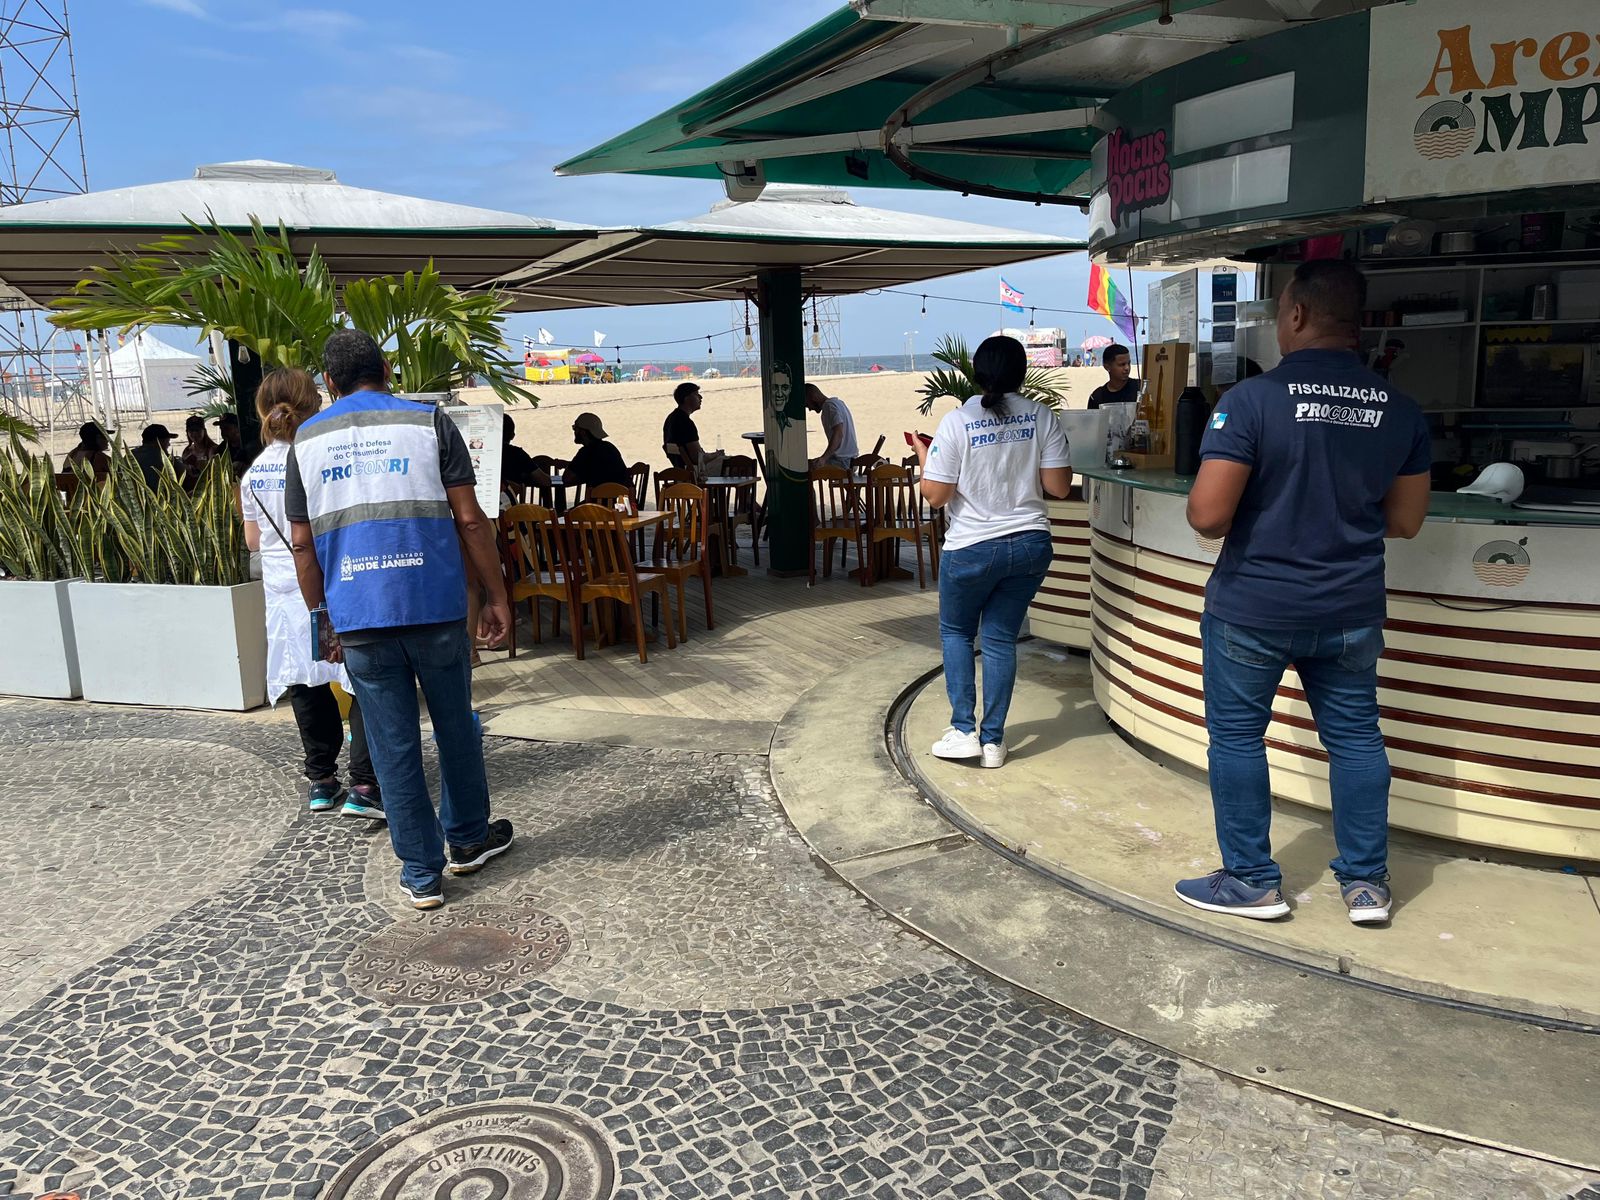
[0,429,86,699]
[66,446,267,710]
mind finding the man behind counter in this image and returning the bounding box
[1087,343,1138,409]
[1175,258,1431,929]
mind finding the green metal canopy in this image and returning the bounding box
[557,1,1376,204]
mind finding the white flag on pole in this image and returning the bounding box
[537,328,555,346]
[593,330,607,347]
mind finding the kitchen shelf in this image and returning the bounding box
[1481,318,1600,327]
[1361,322,1473,331]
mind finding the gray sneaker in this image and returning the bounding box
[1341,879,1392,925]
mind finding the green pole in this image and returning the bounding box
[757,267,810,576]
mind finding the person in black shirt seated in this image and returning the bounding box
[501,414,537,489]
[663,381,703,468]
[566,412,631,494]
[131,422,179,489]
[1087,343,1139,409]
[216,412,260,471]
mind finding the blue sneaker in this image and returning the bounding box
[1174,869,1290,920]
[308,779,344,813]
[1341,879,1392,925]
[341,784,385,821]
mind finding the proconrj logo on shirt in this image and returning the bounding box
[1210,412,1228,429]
[322,457,411,484]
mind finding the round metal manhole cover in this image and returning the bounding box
[321,1101,617,1199]
[344,904,571,1005]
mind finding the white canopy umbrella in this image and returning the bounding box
[0,160,600,307]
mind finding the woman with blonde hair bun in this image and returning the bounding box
[240,368,384,820]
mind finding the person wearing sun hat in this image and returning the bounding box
[564,411,632,493]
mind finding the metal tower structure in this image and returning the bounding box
[0,0,90,432]
[803,294,842,379]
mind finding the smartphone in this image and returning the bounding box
[904,431,933,447]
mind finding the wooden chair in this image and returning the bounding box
[563,503,676,663]
[646,482,714,642]
[850,453,883,472]
[720,453,760,564]
[864,463,939,589]
[653,466,695,511]
[500,504,581,659]
[808,465,866,585]
[529,455,557,510]
[628,462,650,512]
[585,481,633,509]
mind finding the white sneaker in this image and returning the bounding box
[930,727,981,760]
[981,743,1007,769]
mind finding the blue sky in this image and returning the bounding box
[79,0,1120,357]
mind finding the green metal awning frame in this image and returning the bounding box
[557,0,1349,205]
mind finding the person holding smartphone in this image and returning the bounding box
[909,335,1072,769]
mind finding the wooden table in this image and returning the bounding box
[700,476,757,576]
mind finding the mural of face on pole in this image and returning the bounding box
[767,361,807,477]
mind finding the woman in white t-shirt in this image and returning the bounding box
[911,336,1072,769]
[240,369,384,820]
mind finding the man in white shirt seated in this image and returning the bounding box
[804,384,860,470]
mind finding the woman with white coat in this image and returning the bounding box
[240,369,384,819]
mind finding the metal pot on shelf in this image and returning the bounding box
[1538,445,1598,482]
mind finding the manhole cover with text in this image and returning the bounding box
[343,904,571,1006]
[321,1100,617,1199]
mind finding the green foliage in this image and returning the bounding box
[915,334,1069,417]
[49,215,536,408]
[0,435,83,580]
[0,436,246,586]
[0,413,40,444]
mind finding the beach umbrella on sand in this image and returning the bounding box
[673,364,693,374]
[868,363,884,372]
[1080,334,1113,353]
[638,364,661,375]
[574,352,604,364]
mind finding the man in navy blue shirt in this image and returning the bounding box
[1176,259,1432,926]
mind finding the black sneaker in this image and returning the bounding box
[341,784,385,821]
[403,880,444,910]
[308,778,344,813]
[447,819,514,876]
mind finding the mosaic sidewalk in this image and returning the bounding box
[0,700,1595,1200]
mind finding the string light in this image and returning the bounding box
[810,295,821,348]
[743,295,755,351]
[920,295,927,317]
[1029,307,1036,328]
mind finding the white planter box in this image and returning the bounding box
[69,580,267,711]
[0,578,82,699]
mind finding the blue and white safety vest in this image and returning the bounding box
[291,392,465,634]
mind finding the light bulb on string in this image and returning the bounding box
[920,295,927,317]
[811,296,821,348]
[743,296,755,351]
[1029,308,1036,328]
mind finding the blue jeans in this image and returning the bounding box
[938,530,1053,745]
[342,620,491,891]
[1201,613,1390,889]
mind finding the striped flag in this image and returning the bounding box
[1087,262,1138,343]
[999,277,1025,313]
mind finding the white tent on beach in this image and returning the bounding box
[94,331,211,414]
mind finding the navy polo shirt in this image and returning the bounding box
[1199,348,1432,630]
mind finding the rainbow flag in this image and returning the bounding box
[1087,262,1137,344]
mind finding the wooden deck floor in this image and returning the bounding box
[473,540,940,745]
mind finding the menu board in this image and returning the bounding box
[442,402,504,515]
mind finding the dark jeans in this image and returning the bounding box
[285,683,375,788]
[1201,613,1391,889]
[937,529,1053,745]
[342,620,491,891]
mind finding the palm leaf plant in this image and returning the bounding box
[0,434,83,580]
[915,334,1069,417]
[49,216,535,407]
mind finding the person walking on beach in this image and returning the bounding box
[804,383,860,470]
[285,329,514,910]
[1175,259,1431,927]
[911,335,1072,770]
[240,368,383,820]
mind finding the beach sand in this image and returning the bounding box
[464,366,1109,471]
[34,366,1111,467]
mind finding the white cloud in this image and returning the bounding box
[140,0,209,16]
[303,84,511,141]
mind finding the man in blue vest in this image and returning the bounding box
[286,329,514,910]
[1177,259,1432,927]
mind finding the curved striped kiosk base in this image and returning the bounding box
[1084,481,1600,861]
